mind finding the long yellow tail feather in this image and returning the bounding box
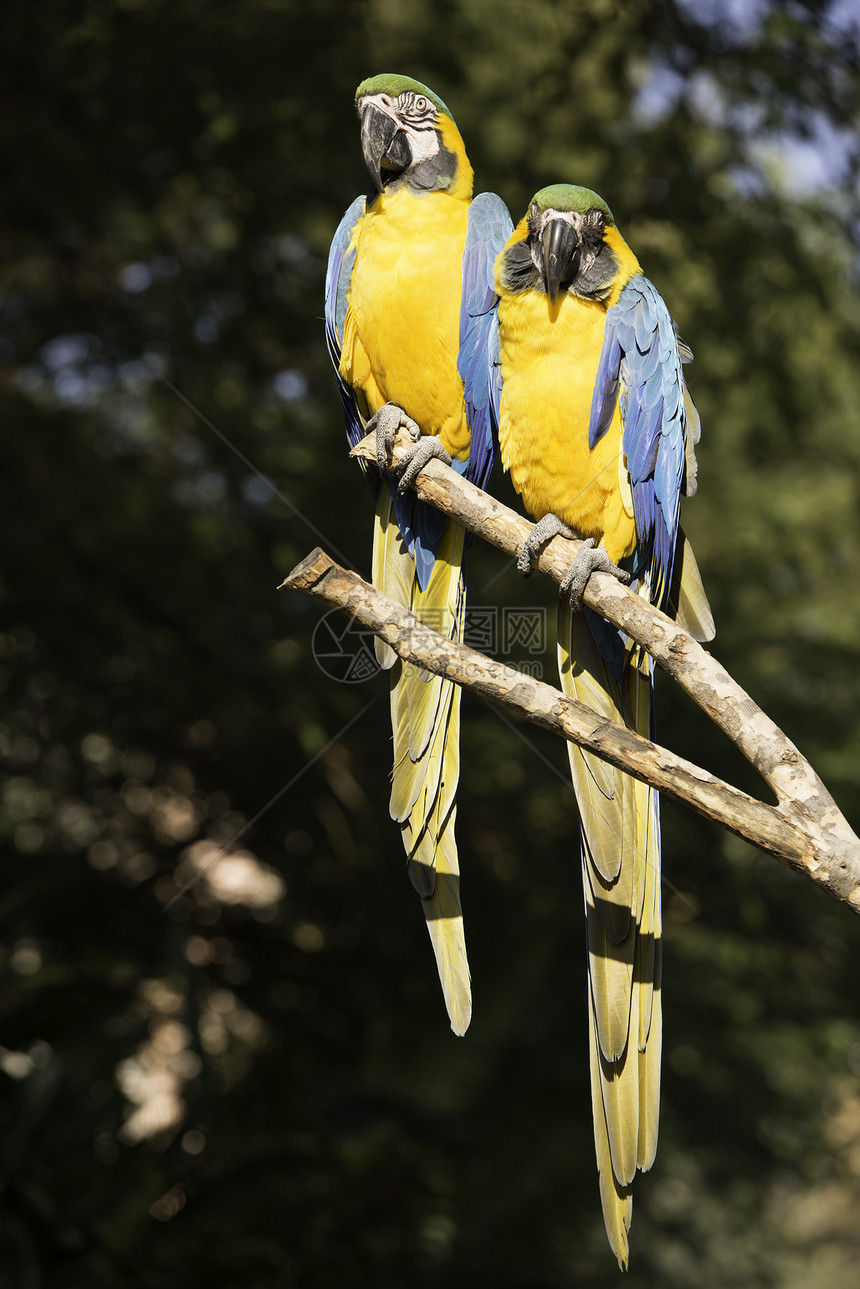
[372,491,471,1034]
[372,487,413,670]
[558,599,662,1269]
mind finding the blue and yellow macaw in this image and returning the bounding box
[495,185,713,1266]
[325,74,512,1036]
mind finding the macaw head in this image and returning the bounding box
[354,74,473,199]
[498,185,620,306]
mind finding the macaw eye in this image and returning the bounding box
[415,96,427,111]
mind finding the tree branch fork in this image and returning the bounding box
[280,430,860,915]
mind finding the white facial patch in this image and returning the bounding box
[539,209,582,238]
[359,92,440,168]
[402,123,439,164]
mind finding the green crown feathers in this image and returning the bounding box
[530,184,615,225]
[355,74,453,121]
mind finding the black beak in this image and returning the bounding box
[541,217,581,307]
[360,102,412,192]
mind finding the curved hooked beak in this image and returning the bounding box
[360,101,413,192]
[541,217,581,307]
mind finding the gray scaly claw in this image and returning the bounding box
[517,512,577,578]
[365,402,421,474]
[560,537,630,611]
[394,434,452,495]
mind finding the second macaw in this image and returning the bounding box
[495,185,714,1266]
[325,74,512,1035]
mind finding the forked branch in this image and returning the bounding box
[281,431,860,913]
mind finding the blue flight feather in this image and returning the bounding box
[589,331,622,449]
[636,335,664,384]
[324,196,366,454]
[636,287,656,334]
[589,273,693,621]
[457,192,514,493]
[628,397,663,482]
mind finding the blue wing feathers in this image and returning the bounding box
[615,321,636,353]
[591,273,691,621]
[663,383,680,421]
[629,398,663,482]
[636,288,656,334]
[637,337,663,384]
[458,192,514,492]
[325,196,364,356]
[644,377,665,414]
[589,331,622,449]
[325,196,366,453]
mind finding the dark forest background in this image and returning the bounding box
[3,1,860,1285]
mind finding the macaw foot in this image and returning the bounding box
[366,402,421,474]
[393,434,452,497]
[517,512,576,578]
[560,537,630,611]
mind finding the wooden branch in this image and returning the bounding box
[282,549,859,911]
[344,431,860,909]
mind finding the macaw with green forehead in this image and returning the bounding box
[325,74,512,1036]
[495,184,713,1267]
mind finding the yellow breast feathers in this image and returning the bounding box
[497,224,641,563]
[340,182,472,460]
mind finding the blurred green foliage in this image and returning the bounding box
[2,0,860,1285]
